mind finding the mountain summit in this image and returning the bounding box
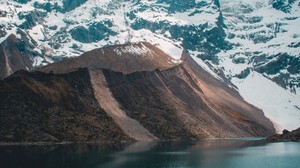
[40,42,180,74]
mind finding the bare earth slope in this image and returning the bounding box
[90,70,158,141]
[0,42,275,142]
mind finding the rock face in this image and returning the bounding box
[0,42,275,143]
[0,34,39,80]
[0,68,131,143]
[271,0,297,13]
[267,127,300,142]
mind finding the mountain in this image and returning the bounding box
[0,42,275,143]
[218,0,300,131]
[0,0,299,131]
[0,0,225,75]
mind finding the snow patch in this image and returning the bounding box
[113,43,153,56]
[130,29,183,63]
[232,72,300,132]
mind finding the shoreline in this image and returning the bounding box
[0,137,269,146]
[0,140,135,146]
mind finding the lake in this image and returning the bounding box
[1,139,300,168]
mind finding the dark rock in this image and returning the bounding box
[288,42,300,48]
[232,57,246,64]
[131,17,229,56]
[267,127,300,142]
[62,0,88,13]
[0,24,6,38]
[18,10,47,30]
[248,16,263,23]
[271,0,297,13]
[283,129,290,134]
[254,53,300,91]
[213,0,221,8]
[235,68,251,79]
[15,0,30,4]
[256,54,289,75]
[0,33,40,79]
[0,10,7,17]
[33,2,53,12]
[48,25,58,31]
[70,22,117,43]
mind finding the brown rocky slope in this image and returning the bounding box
[0,42,276,143]
[0,68,131,143]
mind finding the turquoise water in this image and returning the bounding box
[1,140,300,168]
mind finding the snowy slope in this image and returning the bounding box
[232,71,300,131]
[214,0,300,131]
[220,0,300,85]
[0,0,191,65]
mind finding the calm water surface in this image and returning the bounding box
[1,139,300,168]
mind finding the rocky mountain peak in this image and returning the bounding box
[40,42,181,74]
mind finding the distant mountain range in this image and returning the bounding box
[0,0,299,134]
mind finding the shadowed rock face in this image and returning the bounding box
[267,127,300,142]
[0,68,131,143]
[0,42,275,142]
[0,33,42,80]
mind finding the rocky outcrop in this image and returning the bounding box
[255,53,300,92]
[0,34,39,80]
[70,22,117,43]
[62,0,88,13]
[267,128,300,142]
[18,10,47,30]
[271,0,297,13]
[0,42,276,143]
[15,0,30,4]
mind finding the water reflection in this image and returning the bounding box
[1,139,299,168]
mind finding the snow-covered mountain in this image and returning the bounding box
[0,0,299,131]
[0,0,225,66]
[218,0,300,131]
